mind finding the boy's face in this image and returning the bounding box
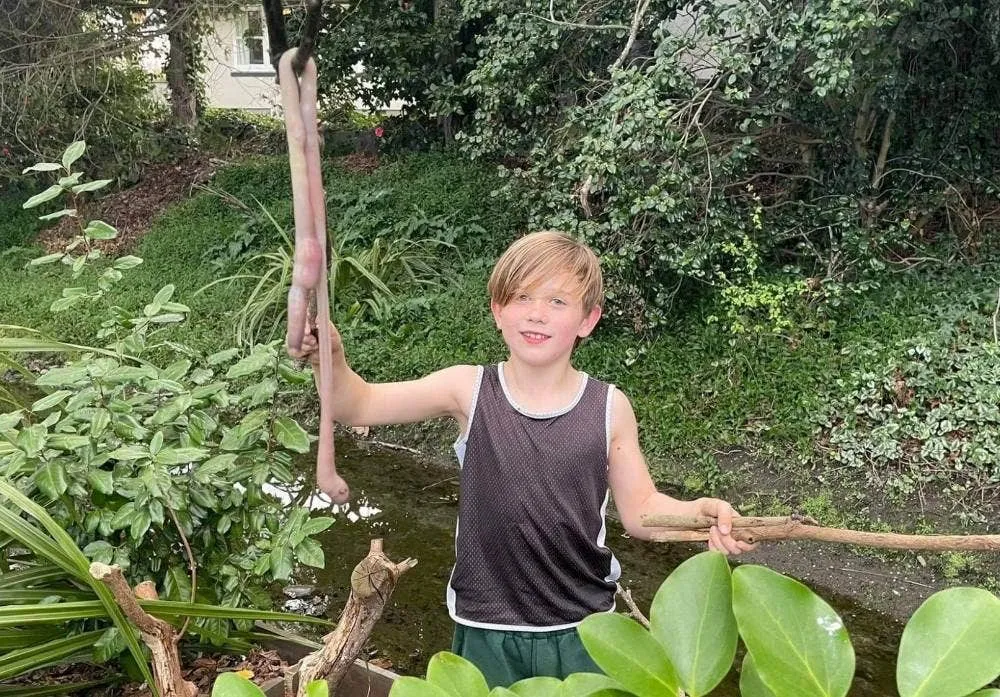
[490,273,602,367]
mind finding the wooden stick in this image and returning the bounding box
[89,563,197,697]
[294,539,417,697]
[641,515,1000,551]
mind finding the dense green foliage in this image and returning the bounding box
[388,552,1000,697]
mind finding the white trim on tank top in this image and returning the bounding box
[452,365,486,467]
[496,361,589,419]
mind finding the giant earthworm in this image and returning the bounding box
[279,49,350,504]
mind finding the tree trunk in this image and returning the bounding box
[165,0,197,127]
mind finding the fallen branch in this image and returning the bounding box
[89,563,197,697]
[642,514,1000,551]
[294,539,417,697]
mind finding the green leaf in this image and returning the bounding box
[22,162,62,173]
[302,517,334,536]
[0,629,105,680]
[650,550,736,697]
[61,141,86,170]
[113,255,143,270]
[212,672,267,697]
[304,680,329,697]
[93,626,127,663]
[274,415,310,453]
[426,651,489,697]
[507,677,561,696]
[388,678,454,697]
[269,546,294,580]
[28,252,64,266]
[90,408,111,437]
[31,390,72,412]
[153,284,175,305]
[71,179,112,194]
[732,565,854,697]
[84,220,118,240]
[195,453,238,483]
[294,538,325,568]
[155,447,210,465]
[208,348,240,365]
[38,208,77,221]
[165,565,193,602]
[148,393,193,426]
[17,424,47,458]
[740,654,778,697]
[86,469,114,495]
[58,172,83,188]
[23,185,64,209]
[278,362,312,384]
[48,434,91,451]
[107,445,149,461]
[227,350,274,379]
[560,672,632,696]
[129,510,151,541]
[35,365,89,386]
[578,613,681,697]
[896,587,1000,697]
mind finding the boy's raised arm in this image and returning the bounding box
[288,322,478,428]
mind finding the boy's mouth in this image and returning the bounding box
[520,331,551,345]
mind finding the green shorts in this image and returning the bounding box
[451,623,602,688]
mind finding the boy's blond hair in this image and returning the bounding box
[488,231,603,312]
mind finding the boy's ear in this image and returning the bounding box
[577,304,602,338]
[490,300,503,329]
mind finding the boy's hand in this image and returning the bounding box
[286,321,344,365]
[697,498,756,556]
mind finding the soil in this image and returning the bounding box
[35,156,220,256]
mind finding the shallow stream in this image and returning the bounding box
[291,438,903,696]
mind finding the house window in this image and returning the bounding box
[235,8,269,70]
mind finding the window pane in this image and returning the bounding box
[248,38,264,65]
[247,10,262,35]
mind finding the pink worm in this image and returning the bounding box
[279,50,350,504]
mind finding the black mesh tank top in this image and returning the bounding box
[447,363,622,630]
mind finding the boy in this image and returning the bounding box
[290,231,751,687]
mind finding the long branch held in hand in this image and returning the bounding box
[279,48,349,504]
[642,514,1000,551]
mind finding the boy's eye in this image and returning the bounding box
[516,293,531,302]
[551,298,566,306]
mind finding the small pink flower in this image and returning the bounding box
[374,126,384,138]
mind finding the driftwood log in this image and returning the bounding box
[293,539,417,697]
[89,563,197,697]
[642,514,1000,551]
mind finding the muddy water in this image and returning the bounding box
[292,438,902,695]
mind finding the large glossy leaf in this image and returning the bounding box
[579,613,681,697]
[896,587,1000,697]
[739,654,777,697]
[424,652,490,697]
[650,551,737,696]
[732,565,854,697]
[389,677,454,697]
[508,677,562,696]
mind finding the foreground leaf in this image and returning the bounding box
[739,654,778,697]
[579,613,681,697]
[425,652,489,697]
[650,551,736,696]
[896,587,1000,697]
[732,565,854,697]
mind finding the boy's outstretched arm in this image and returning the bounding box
[288,322,478,428]
[607,388,753,556]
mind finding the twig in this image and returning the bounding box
[166,506,196,642]
[616,583,649,628]
[610,0,652,72]
[420,476,457,491]
[642,514,1000,551]
[292,0,324,75]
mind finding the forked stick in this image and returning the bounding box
[643,514,1000,551]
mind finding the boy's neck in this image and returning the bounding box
[501,356,582,411]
